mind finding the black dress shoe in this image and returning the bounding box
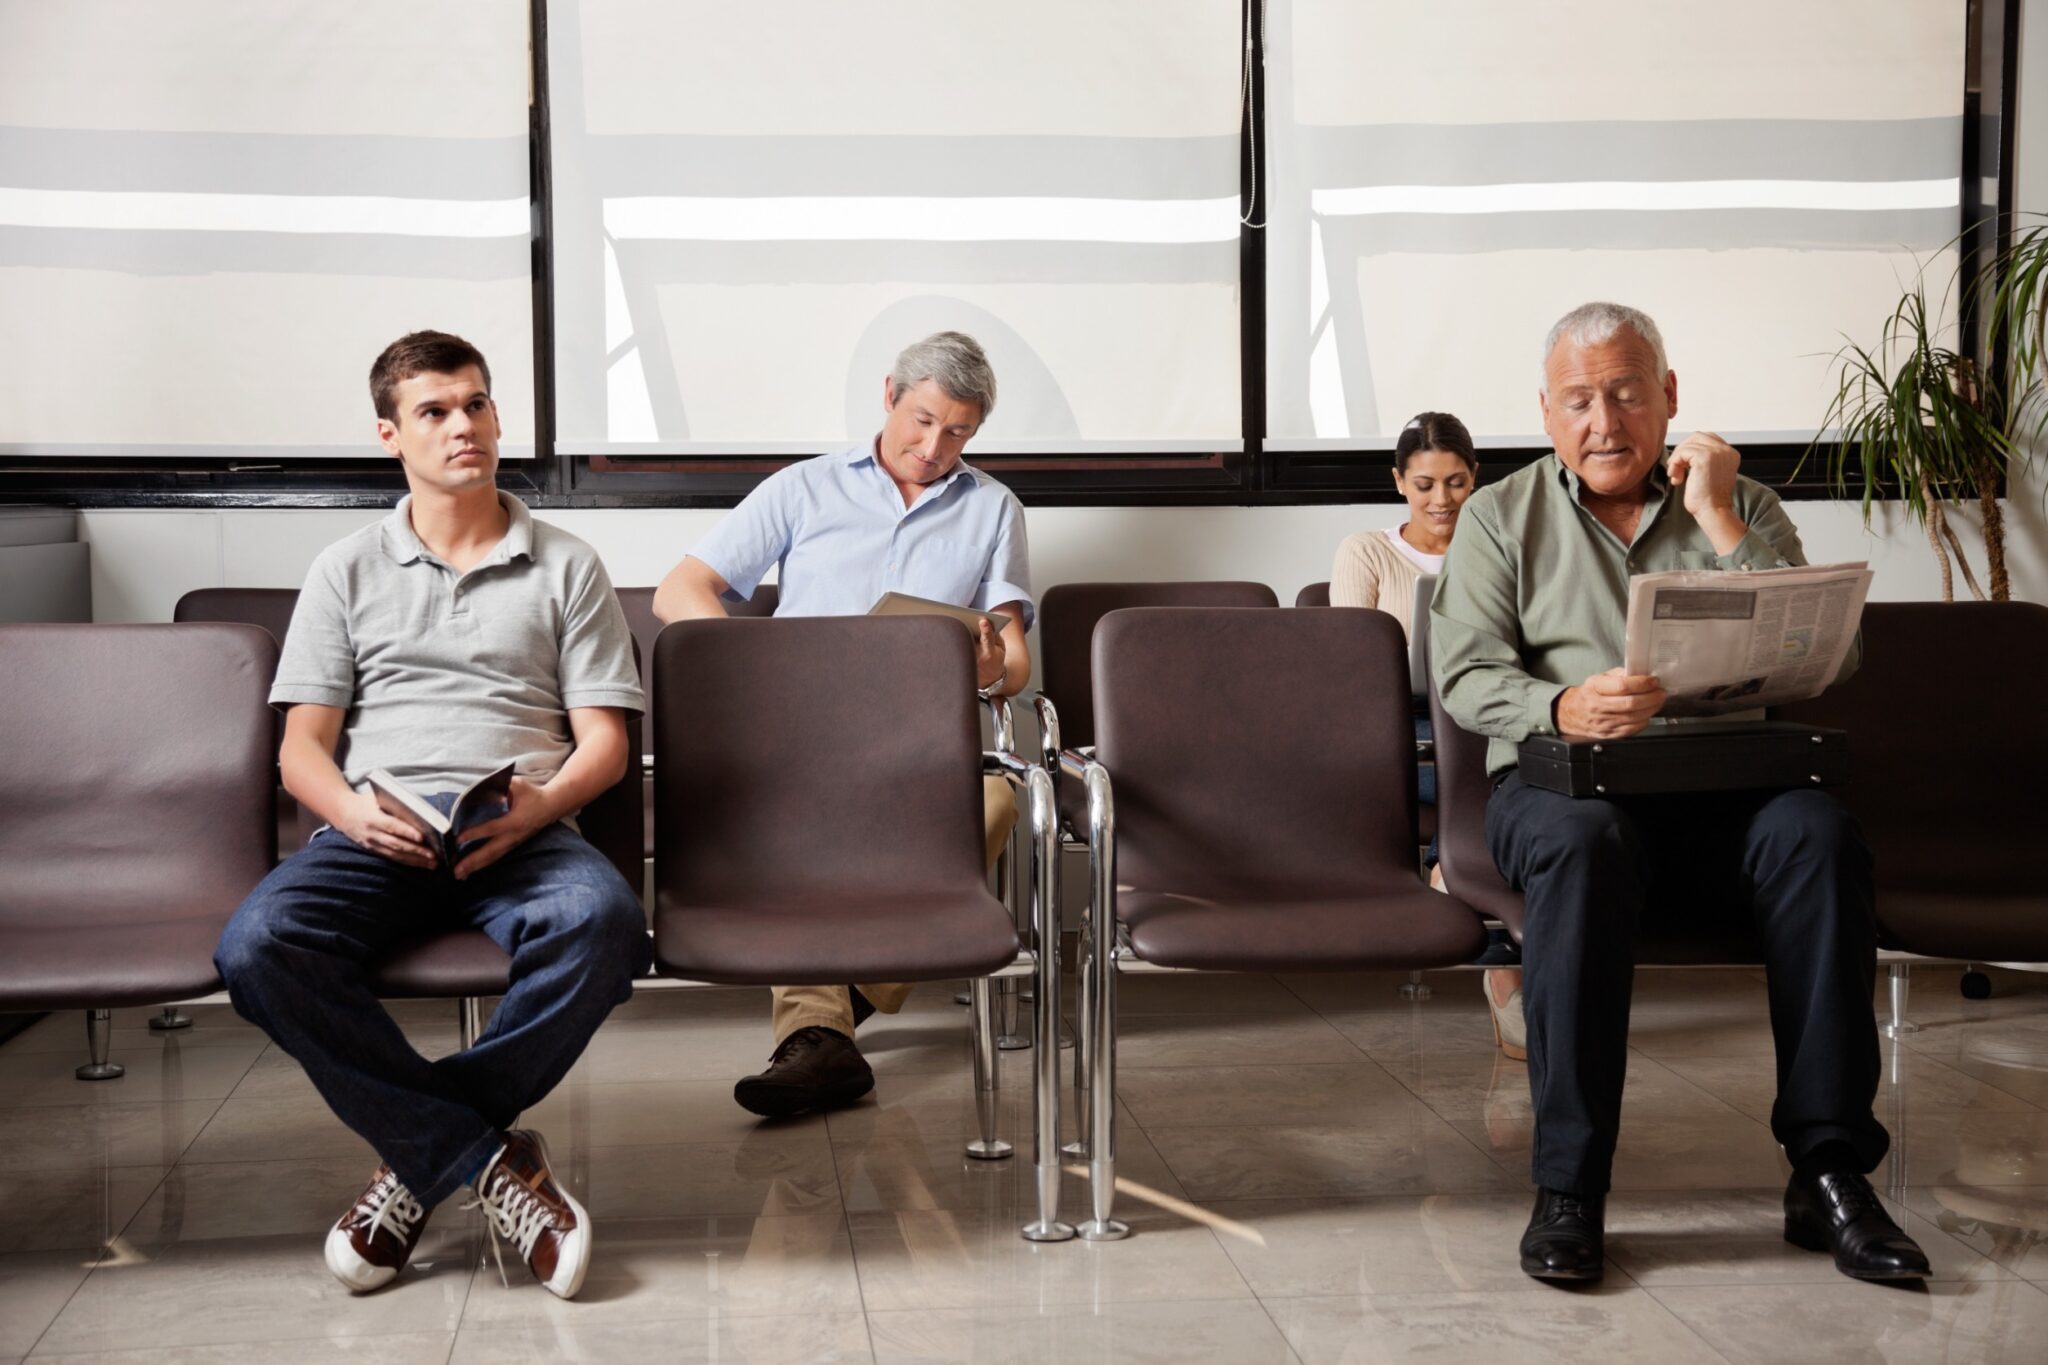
[1520,1187,1605,1281]
[733,1026,875,1118]
[1784,1168,1931,1280]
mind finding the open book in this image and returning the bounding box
[868,591,1012,636]
[364,763,514,864]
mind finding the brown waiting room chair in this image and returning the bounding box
[1296,578,1438,848]
[651,614,1072,1240]
[1064,607,1490,1238]
[1294,580,1331,607]
[0,623,277,1079]
[1774,601,2048,1022]
[174,587,304,859]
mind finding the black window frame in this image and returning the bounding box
[0,0,2015,511]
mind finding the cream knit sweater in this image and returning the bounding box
[1329,527,1442,639]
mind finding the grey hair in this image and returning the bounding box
[889,331,996,422]
[1541,302,1668,391]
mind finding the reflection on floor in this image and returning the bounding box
[4,966,2048,1363]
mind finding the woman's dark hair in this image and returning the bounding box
[1393,411,1478,474]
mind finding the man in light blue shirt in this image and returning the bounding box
[654,331,1032,1117]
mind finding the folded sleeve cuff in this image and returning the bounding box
[1714,529,1792,572]
[974,580,1035,633]
[562,686,646,717]
[269,683,353,712]
[1523,682,1567,739]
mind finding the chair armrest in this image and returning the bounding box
[979,691,1018,756]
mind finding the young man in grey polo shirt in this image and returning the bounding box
[653,331,1031,1119]
[215,331,649,1301]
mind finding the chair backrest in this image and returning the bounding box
[173,586,300,644]
[0,623,277,928]
[1294,581,1331,608]
[577,639,646,891]
[1426,662,1527,929]
[1039,581,1278,749]
[1774,601,2047,895]
[617,584,778,752]
[654,615,987,903]
[1092,606,1416,896]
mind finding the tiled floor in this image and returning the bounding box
[5,965,2048,1363]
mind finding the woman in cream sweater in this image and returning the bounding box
[1329,413,1522,1058]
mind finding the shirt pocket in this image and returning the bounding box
[897,535,987,605]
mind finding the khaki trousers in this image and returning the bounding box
[770,775,1018,1044]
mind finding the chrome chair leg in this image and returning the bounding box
[1883,962,1919,1038]
[1399,969,1433,1001]
[965,976,1013,1161]
[76,1008,124,1081]
[1063,923,1093,1159]
[996,975,1029,1050]
[458,997,485,1050]
[1019,765,1075,1243]
[148,1006,192,1032]
[1077,762,1128,1241]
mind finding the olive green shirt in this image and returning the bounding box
[1431,455,1861,776]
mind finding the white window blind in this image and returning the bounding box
[0,1,535,458]
[1262,0,1967,449]
[547,0,1245,455]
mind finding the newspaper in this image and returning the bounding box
[1623,561,1872,716]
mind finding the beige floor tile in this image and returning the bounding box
[1651,1278,2048,1365]
[1382,1050,1736,1127]
[0,1042,263,1110]
[822,1056,1056,1145]
[1147,1110,1517,1201]
[1662,1049,2041,1126]
[559,1024,781,1086]
[1111,973,1317,1016]
[1623,1016,1783,1059]
[522,1079,830,1149]
[0,1167,164,1255]
[1877,1109,2048,1188]
[1271,969,1479,1015]
[1114,1014,1366,1070]
[854,1012,991,1079]
[846,1206,1253,1311]
[117,1156,416,1247]
[1114,1062,1412,1129]
[1,1007,264,1056]
[35,1231,472,1353]
[0,1102,218,1173]
[866,1298,1297,1364]
[1897,1183,2048,1279]
[454,1212,863,1329]
[1264,1286,1728,1365]
[450,1312,874,1364]
[1908,1030,2048,1106]
[1205,1192,1582,1298]
[1453,1112,1791,1193]
[0,1249,98,1357]
[548,1138,840,1221]
[1602,1187,2007,1286]
[21,1332,458,1364]
[1318,1006,1506,1061]
[835,1111,1181,1214]
[177,1093,375,1167]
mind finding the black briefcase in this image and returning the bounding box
[1517,722,1848,798]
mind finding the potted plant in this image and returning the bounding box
[1805,226,2046,602]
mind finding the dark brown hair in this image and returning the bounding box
[369,330,492,423]
[1393,411,1478,474]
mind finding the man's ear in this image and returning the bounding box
[881,375,897,415]
[1663,369,1679,420]
[376,416,403,459]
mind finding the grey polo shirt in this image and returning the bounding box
[271,492,643,797]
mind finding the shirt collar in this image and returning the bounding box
[1549,452,1670,502]
[380,490,531,567]
[849,434,979,503]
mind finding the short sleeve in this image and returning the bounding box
[969,492,1034,632]
[687,464,801,602]
[557,553,645,714]
[269,552,356,711]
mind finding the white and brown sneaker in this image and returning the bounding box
[324,1164,431,1293]
[466,1129,590,1299]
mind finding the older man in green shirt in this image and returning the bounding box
[1432,302,1925,1286]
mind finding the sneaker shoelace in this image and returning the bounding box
[351,1169,425,1251]
[462,1153,557,1287]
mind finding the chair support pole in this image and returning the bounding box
[964,976,1013,1160]
[1078,762,1129,1241]
[458,997,484,1050]
[1063,925,1093,1159]
[76,1008,123,1081]
[1883,962,1919,1038]
[148,1006,192,1032]
[1020,765,1075,1243]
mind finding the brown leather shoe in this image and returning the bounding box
[324,1164,431,1293]
[467,1129,591,1299]
[733,1026,874,1118]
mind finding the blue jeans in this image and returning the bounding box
[215,796,649,1206]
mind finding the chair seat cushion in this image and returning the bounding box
[1120,887,1486,973]
[0,918,228,1011]
[368,931,514,999]
[656,893,1020,984]
[1877,890,2048,962]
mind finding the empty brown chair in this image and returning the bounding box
[1297,579,1436,847]
[0,623,277,1078]
[1774,602,2048,1019]
[652,615,1071,1238]
[1294,580,1331,608]
[1067,607,1488,1238]
[174,587,304,857]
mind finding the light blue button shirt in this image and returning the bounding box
[687,439,1035,630]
